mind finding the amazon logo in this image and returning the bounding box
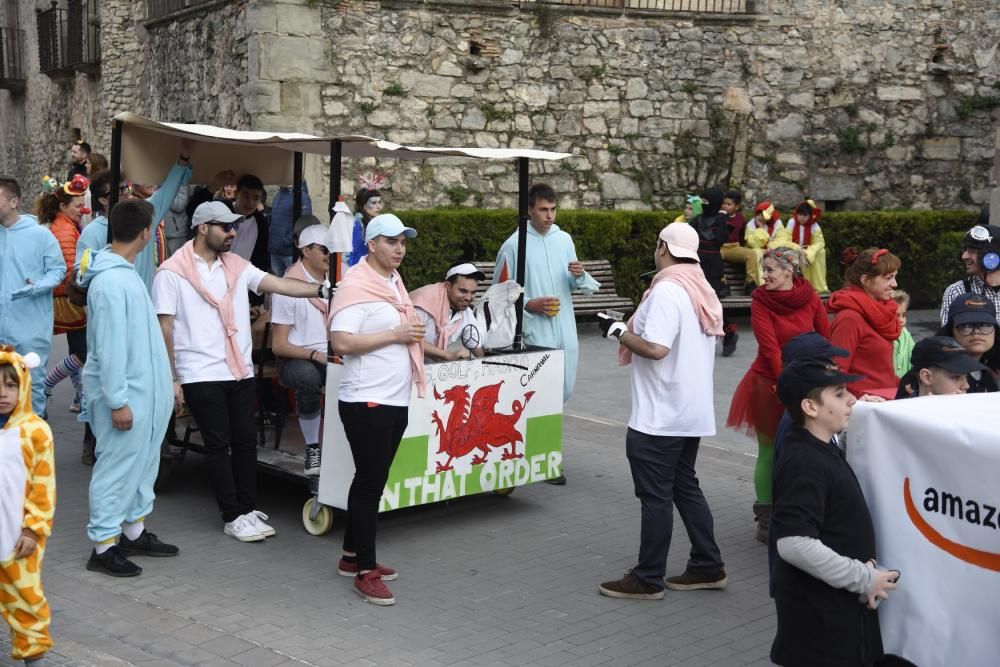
[903,477,1000,572]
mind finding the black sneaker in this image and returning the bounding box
[118,530,179,557]
[722,331,739,357]
[545,474,567,486]
[86,546,142,577]
[304,444,321,477]
[81,437,96,466]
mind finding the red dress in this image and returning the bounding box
[827,286,901,398]
[727,277,830,438]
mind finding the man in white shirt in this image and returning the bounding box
[271,224,332,477]
[597,222,727,600]
[410,262,485,362]
[153,202,330,543]
[328,214,425,606]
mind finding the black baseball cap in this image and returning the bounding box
[781,333,849,365]
[947,293,998,326]
[777,358,864,409]
[910,336,988,375]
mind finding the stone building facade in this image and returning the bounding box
[1,0,998,213]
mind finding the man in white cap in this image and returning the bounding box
[328,213,425,606]
[153,201,332,543]
[597,222,728,600]
[271,224,333,476]
[410,262,486,361]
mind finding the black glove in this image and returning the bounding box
[597,312,627,339]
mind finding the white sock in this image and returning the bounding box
[122,520,145,541]
[299,415,321,445]
[95,541,115,555]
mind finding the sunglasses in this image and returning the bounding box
[208,221,241,233]
[955,323,996,336]
[304,244,330,255]
[969,225,994,244]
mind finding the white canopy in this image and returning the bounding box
[113,112,572,185]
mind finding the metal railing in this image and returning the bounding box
[36,0,99,75]
[532,0,754,11]
[147,0,213,20]
[0,27,26,84]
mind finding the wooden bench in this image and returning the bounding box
[722,262,753,311]
[472,259,634,318]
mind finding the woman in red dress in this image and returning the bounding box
[727,247,829,542]
[827,247,902,399]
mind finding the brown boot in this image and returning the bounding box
[753,502,771,544]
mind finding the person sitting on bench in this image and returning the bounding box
[411,263,486,362]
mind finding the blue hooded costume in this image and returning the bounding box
[0,215,66,413]
[79,249,173,544]
[494,223,599,401]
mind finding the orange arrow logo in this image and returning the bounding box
[904,477,1000,573]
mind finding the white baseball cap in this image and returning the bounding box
[364,213,416,242]
[658,223,700,262]
[191,201,243,228]
[297,224,332,250]
[445,262,486,281]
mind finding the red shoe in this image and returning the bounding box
[338,558,398,581]
[354,570,395,605]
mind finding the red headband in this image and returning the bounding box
[871,249,889,265]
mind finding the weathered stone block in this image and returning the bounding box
[323,100,348,116]
[258,35,330,81]
[600,173,641,199]
[436,61,463,77]
[625,78,648,100]
[461,107,486,130]
[281,82,321,116]
[922,137,961,160]
[399,71,454,98]
[629,100,655,118]
[767,113,805,141]
[811,173,861,200]
[876,86,923,101]
[276,6,323,36]
[241,81,280,114]
[368,108,397,128]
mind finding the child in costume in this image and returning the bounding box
[744,202,784,288]
[778,200,829,293]
[0,346,56,665]
[720,190,759,288]
[891,289,914,378]
[673,194,703,223]
[347,172,387,267]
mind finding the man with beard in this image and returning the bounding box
[939,217,1000,325]
[153,202,330,542]
[690,187,739,356]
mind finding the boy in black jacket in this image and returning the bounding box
[690,186,738,355]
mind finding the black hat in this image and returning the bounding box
[910,336,988,375]
[781,333,849,365]
[777,358,864,409]
[963,224,1000,249]
[947,293,998,326]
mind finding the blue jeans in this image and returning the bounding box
[270,254,292,276]
[626,429,725,589]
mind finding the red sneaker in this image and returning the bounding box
[354,570,395,605]
[338,558,398,581]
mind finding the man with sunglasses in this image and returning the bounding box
[270,224,333,476]
[153,202,331,542]
[939,221,1000,325]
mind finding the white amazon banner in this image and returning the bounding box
[845,394,1000,667]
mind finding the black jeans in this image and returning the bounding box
[339,401,408,571]
[626,429,724,589]
[67,327,87,361]
[183,379,258,523]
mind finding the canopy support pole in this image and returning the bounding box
[513,157,529,351]
[292,151,304,222]
[107,119,123,243]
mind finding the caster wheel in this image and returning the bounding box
[493,487,515,497]
[302,498,333,535]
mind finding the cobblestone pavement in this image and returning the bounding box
[1,311,941,666]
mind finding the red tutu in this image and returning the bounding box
[726,369,784,439]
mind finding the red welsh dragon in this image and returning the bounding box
[431,381,535,472]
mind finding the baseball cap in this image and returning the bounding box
[364,213,416,242]
[781,333,849,365]
[191,201,242,228]
[658,223,700,262]
[910,336,988,375]
[947,293,998,326]
[297,224,332,250]
[776,358,865,409]
[445,262,486,281]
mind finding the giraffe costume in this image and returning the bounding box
[0,346,55,662]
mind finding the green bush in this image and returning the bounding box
[392,208,978,310]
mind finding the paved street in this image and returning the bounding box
[1,311,942,666]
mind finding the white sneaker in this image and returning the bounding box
[224,514,265,542]
[247,510,276,537]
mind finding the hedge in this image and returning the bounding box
[391,208,979,309]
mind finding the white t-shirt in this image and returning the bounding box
[271,267,327,354]
[628,281,717,437]
[329,275,413,406]
[416,306,478,353]
[152,257,267,384]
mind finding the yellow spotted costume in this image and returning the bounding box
[0,346,55,661]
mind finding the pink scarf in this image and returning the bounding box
[159,241,251,380]
[328,257,426,398]
[285,261,328,317]
[619,263,724,366]
[409,282,459,349]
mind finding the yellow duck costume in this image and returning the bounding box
[0,346,55,662]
